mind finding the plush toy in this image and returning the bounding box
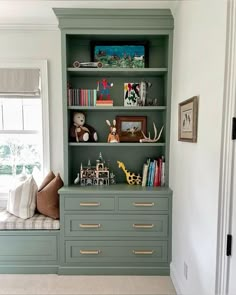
[106,119,120,143]
[70,112,98,142]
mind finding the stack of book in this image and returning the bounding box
[67,88,97,106]
[96,99,113,106]
[141,156,165,187]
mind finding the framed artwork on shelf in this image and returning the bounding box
[124,82,140,106]
[91,41,148,68]
[178,96,199,142]
[116,116,147,142]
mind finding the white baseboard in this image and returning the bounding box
[170,262,184,295]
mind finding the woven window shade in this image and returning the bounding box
[0,69,40,97]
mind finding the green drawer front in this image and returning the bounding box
[65,214,168,237]
[64,197,115,211]
[65,240,168,263]
[0,235,57,261]
[118,197,169,211]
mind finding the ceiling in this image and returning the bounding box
[0,0,178,27]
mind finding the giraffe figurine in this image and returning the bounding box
[117,161,142,185]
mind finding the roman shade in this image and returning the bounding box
[0,68,40,97]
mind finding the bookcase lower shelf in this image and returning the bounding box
[59,185,172,275]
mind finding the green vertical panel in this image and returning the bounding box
[164,31,174,186]
[61,32,69,185]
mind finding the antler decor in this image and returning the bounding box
[140,123,164,143]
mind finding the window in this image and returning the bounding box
[0,61,49,199]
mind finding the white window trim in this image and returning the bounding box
[0,59,50,199]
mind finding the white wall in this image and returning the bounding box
[0,29,63,176]
[170,0,227,294]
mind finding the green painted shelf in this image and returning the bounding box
[67,67,168,77]
[60,184,172,194]
[67,106,166,111]
[68,142,165,147]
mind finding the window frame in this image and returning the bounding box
[0,59,50,201]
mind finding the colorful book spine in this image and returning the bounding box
[141,163,148,187]
[161,157,165,186]
[153,161,159,187]
[141,156,165,187]
[96,99,113,106]
[70,89,97,106]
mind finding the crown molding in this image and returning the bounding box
[0,24,58,31]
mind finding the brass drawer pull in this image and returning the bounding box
[133,224,154,229]
[80,250,101,255]
[79,224,101,228]
[133,202,154,207]
[133,250,154,255]
[79,202,101,207]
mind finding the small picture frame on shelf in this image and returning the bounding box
[91,41,148,68]
[124,82,140,106]
[178,96,199,142]
[116,116,147,142]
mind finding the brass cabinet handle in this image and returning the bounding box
[80,250,101,255]
[133,202,154,207]
[132,224,154,229]
[133,250,154,255]
[79,224,101,228]
[79,202,101,207]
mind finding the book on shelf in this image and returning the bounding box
[141,163,149,187]
[96,99,113,106]
[142,156,165,187]
[161,157,165,186]
[153,161,159,187]
[67,88,97,106]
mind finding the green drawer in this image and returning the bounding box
[0,235,57,262]
[64,196,115,211]
[118,197,169,211]
[65,240,168,263]
[65,214,168,237]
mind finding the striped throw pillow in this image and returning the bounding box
[7,176,38,219]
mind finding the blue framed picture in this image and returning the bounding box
[91,42,148,68]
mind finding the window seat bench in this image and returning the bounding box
[0,208,60,274]
[0,208,60,230]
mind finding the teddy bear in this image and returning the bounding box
[69,112,98,142]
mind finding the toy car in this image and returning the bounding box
[73,61,103,68]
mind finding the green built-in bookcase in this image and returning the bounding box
[54,8,174,275]
[54,8,173,187]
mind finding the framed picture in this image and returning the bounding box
[178,96,199,142]
[116,116,147,142]
[124,82,140,106]
[91,41,148,68]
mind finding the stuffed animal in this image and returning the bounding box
[106,119,120,143]
[70,112,98,142]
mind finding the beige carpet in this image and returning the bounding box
[0,275,176,295]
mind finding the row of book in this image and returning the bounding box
[142,156,165,187]
[67,88,97,106]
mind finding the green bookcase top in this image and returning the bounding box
[59,183,172,195]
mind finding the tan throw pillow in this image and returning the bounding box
[7,176,38,219]
[37,173,63,219]
[38,171,56,192]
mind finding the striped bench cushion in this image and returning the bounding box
[0,208,60,230]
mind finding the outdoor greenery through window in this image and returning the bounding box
[0,98,42,194]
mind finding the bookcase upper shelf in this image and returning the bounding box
[67,106,167,111]
[67,67,168,77]
[68,142,166,147]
